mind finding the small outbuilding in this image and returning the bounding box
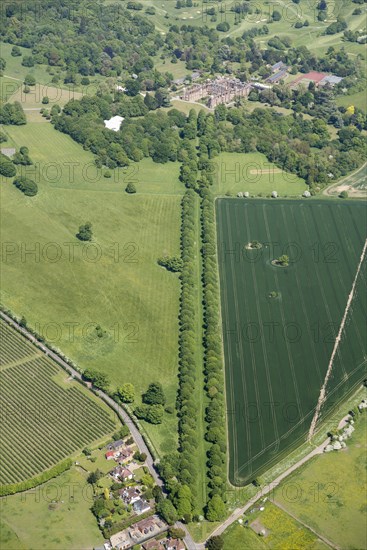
[303,190,311,198]
[104,116,124,132]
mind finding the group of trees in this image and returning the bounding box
[13,176,38,196]
[157,256,183,273]
[0,102,26,125]
[83,368,110,391]
[0,0,163,80]
[134,382,167,425]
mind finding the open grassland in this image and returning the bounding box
[212,152,306,196]
[222,502,329,550]
[336,89,367,112]
[0,466,104,550]
[216,199,367,484]
[273,413,367,550]
[0,320,117,485]
[0,76,21,102]
[0,122,182,457]
[325,162,367,198]
[8,84,83,109]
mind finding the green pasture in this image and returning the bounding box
[216,198,367,484]
[336,89,367,112]
[223,501,328,550]
[0,466,104,550]
[212,152,306,196]
[0,122,182,457]
[273,413,367,550]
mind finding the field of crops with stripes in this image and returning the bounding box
[0,321,116,485]
[216,199,367,485]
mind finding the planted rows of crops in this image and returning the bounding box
[0,341,116,484]
[216,199,367,484]
[0,321,38,366]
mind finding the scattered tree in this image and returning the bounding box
[76,222,93,241]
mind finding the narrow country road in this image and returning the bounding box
[0,311,162,487]
[1,310,337,550]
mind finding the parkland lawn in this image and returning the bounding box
[0,121,182,457]
[216,198,367,484]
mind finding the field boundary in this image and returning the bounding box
[0,459,72,497]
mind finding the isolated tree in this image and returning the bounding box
[339,190,348,199]
[24,74,36,86]
[125,182,136,194]
[11,46,22,57]
[117,383,135,403]
[87,469,103,484]
[76,222,92,241]
[143,382,166,405]
[0,159,16,177]
[277,254,289,266]
[206,495,226,521]
[206,536,224,550]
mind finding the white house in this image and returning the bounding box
[104,116,124,132]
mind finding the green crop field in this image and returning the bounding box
[216,199,367,484]
[0,320,117,485]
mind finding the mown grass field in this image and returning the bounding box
[273,413,367,550]
[0,466,104,550]
[0,121,182,457]
[0,320,117,485]
[216,199,367,484]
[212,152,306,196]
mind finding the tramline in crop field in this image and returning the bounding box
[216,199,367,485]
[0,320,116,485]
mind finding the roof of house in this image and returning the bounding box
[120,467,133,477]
[105,451,115,458]
[271,61,287,71]
[142,540,165,550]
[133,499,151,513]
[267,69,287,83]
[166,539,185,550]
[319,75,343,86]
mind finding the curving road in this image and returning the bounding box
[1,310,337,550]
[0,311,162,487]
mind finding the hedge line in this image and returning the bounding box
[0,458,72,496]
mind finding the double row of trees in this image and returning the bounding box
[175,189,198,517]
[200,186,227,521]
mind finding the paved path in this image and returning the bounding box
[0,311,162,487]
